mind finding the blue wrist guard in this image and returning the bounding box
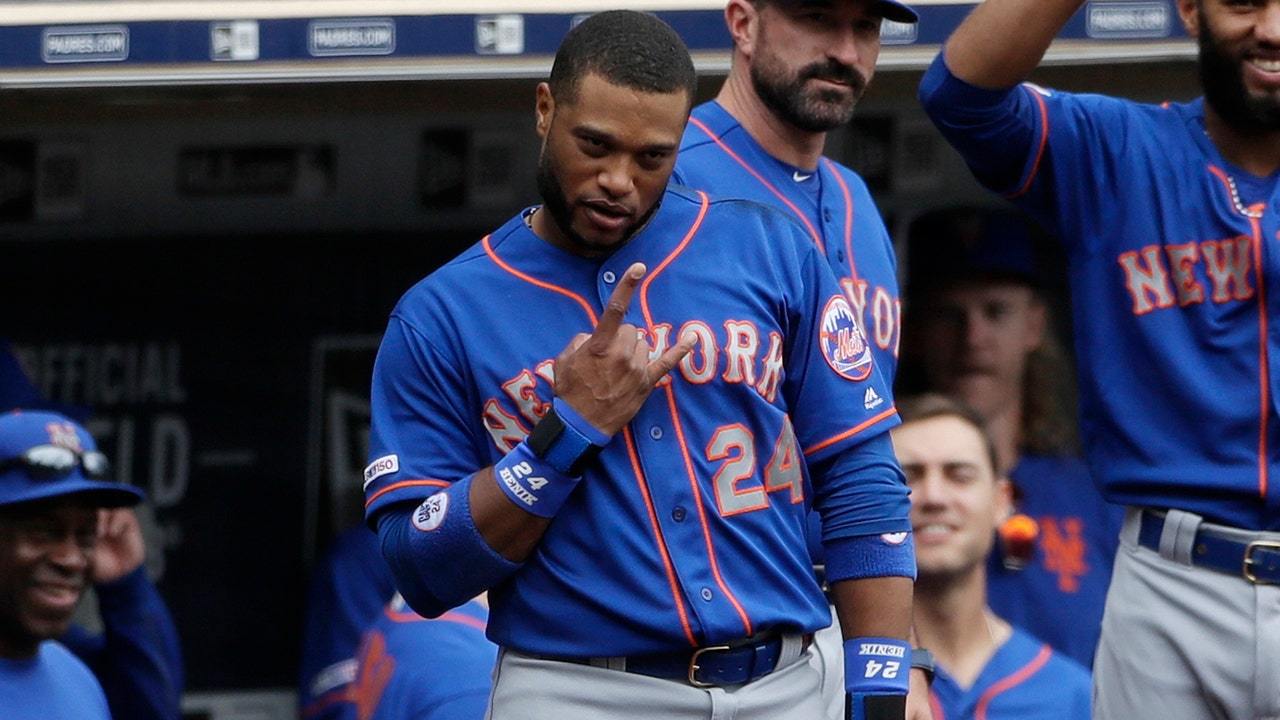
[494,441,580,518]
[844,637,910,720]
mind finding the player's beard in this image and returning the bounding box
[535,149,660,256]
[1198,12,1280,135]
[750,50,867,133]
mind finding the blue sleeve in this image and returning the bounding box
[918,52,1041,194]
[299,526,398,720]
[375,475,521,618]
[811,430,911,541]
[62,567,184,720]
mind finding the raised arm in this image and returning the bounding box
[467,262,693,560]
[943,0,1086,89]
[373,262,693,617]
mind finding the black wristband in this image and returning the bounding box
[911,647,936,686]
[526,406,603,476]
[845,693,906,720]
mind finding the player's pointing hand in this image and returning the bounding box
[554,262,694,436]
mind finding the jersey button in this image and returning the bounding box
[602,271,617,284]
[672,507,686,522]
[700,588,713,601]
[823,209,833,222]
[649,426,663,440]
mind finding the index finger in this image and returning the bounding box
[592,262,646,340]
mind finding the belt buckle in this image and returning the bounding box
[1242,540,1280,584]
[687,644,731,687]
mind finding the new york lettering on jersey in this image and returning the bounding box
[364,187,899,657]
[676,102,901,377]
[993,91,1280,530]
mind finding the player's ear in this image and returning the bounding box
[993,478,1014,523]
[535,82,555,139]
[1175,0,1200,38]
[725,0,760,57]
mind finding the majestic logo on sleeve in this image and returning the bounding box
[819,295,873,381]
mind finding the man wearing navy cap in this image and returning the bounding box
[0,409,146,719]
[898,205,1123,669]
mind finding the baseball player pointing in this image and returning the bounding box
[467,262,693,561]
[365,10,917,720]
[920,0,1280,717]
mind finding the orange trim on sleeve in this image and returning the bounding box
[803,406,898,457]
[1003,86,1049,200]
[364,479,450,508]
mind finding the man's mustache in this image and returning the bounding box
[802,61,867,93]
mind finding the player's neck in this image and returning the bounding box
[981,400,1023,476]
[1204,105,1280,178]
[717,71,827,171]
[913,574,1007,689]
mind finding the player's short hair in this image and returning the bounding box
[549,10,697,107]
[895,393,1000,477]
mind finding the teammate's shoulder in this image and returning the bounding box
[680,100,742,151]
[702,190,808,229]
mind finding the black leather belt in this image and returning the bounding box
[544,630,812,687]
[1138,510,1280,584]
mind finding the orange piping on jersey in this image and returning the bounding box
[483,234,600,326]
[1003,86,1049,200]
[659,364,755,636]
[364,479,450,509]
[1252,213,1269,498]
[803,406,898,457]
[618,186,706,645]
[384,605,488,632]
[1208,165,1270,498]
[638,190,754,637]
[974,644,1052,720]
[301,689,354,719]
[687,116,826,254]
[623,424,699,646]
[823,157,862,286]
[928,693,946,720]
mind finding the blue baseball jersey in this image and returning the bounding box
[351,597,496,720]
[920,55,1280,531]
[675,101,903,376]
[986,454,1123,668]
[676,101,902,569]
[364,185,906,656]
[928,627,1091,720]
[299,525,398,720]
[0,641,111,720]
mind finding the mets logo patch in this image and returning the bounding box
[412,493,448,532]
[880,531,909,545]
[819,295,873,381]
